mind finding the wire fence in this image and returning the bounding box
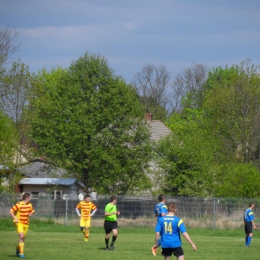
[1,193,259,229]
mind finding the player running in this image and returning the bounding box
[76,194,97,241]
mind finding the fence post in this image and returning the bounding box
[65,196,68,226]
[212,197,216,229]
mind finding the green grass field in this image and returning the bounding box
[0,219,259,260]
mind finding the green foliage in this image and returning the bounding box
[158,59,260,197]
[203,60,260,166]
[215,163,260,197]
[29,53,152,194]
[159,108,222,196]
[0,110,17,165]
[0,111,17,193]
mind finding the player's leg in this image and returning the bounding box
[244,223,249,246]
[80,219,88,241]
[162,248,173,260]
[16,223,26,257]
[80,218,85,234]
[104,221,111,250]
[245,222,253,246]
[247,232,253,246]
[84,219,91,241]
[110,221,118,250]
[173,247,185,260]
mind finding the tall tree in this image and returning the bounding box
[0,110,18,192]
[0,60,31,166]
[0,110,17,165]
[158,108,222,196]
[29,53,152,194]
[204,60,260,167]
[133,64,171,120]
[170,63,208,112]
[0,26,20,77]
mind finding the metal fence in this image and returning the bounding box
[1,193,259,229]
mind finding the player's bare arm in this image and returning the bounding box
[182,232,196,251]
[9,210,18,222]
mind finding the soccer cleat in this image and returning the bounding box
[20,254,25,258]
[84,238,88,242]
[106,246,110,250]
[110,243,115,250]
[151,246,157,256]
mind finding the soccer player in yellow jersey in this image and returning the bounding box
[9,192,35,259]
[76,194,97,241]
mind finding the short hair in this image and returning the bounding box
[168,203,177,213]
[110,195,117,202]
[84,194,91,199]
[22,192,31,200]
[249,202,255,207]
[159,194,166,202]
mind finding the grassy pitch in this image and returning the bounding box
[0,220,259,260]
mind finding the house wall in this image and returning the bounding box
[22,185,79,200]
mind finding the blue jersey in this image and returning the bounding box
[155,215,186,248]
[154,202,168,221]
[244,208,254,222]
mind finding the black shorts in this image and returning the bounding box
[104,220,118,234]
[245,221,253,234]
[162,247,184,257]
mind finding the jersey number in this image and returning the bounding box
[164,222,172,234]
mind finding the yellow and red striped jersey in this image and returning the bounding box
[10,201,35,224]
[76,201,97,220]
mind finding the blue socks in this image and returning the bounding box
[246,236,252,246]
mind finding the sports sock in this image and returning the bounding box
[247,237,252,246]
[85,229,89,238]
[105,238,109,246]
[245,236,248,245]
[19,242,24,255]
[112,235,117,243]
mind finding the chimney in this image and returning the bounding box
[145,113,153,122]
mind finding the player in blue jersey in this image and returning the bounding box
[155,203,196,260]
[244,202,256,247]
[151,194,168,255]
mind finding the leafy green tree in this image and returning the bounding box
[0,59,32,166]
[159,59,260,197]
[215,162,260,198]
[0,111,18,192]
[204,60,260,166]
[29,53,152,194]
[0,110,17,165]
[158,108,223,196]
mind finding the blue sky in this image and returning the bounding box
[1,0,259,83]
